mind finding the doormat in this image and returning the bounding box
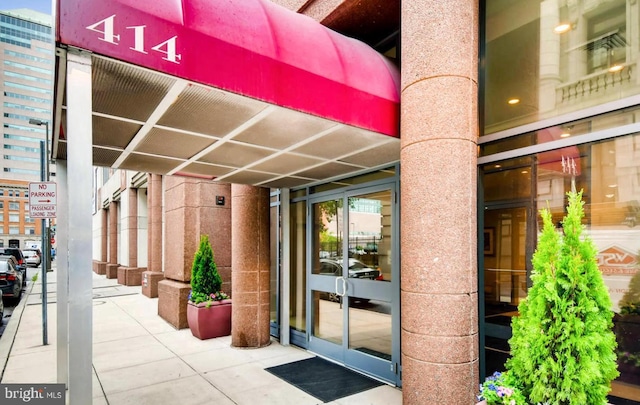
[265,356,384,402]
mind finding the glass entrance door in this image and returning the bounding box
[308,185,398,384]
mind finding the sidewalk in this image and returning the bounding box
[0,269,402,404]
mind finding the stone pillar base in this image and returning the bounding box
[142,271,164,298]
[106,264,119,279]
[118,267,146,286]
[117,266,127,284]
[158,280,191,329]
[95,261,107,275]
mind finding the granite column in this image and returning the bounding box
[400,1,479,403]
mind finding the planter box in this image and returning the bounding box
[187,300,232,340]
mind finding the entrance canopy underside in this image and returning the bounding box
[53,0,401,188]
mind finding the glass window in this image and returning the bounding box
[9,214,19,222]
[9,202,19,210]
[482,131,640,401]
[8,227,19,235]
[483,1,634,135]
[289,200,306,333]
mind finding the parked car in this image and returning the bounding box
[318,258,381,303]
[0,248,27,285]
[0,256,24,303]
[23,249,42,267]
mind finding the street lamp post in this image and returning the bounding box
[29,118,50,346]
[29,119,49,180]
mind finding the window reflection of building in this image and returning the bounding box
[485,0,637,134]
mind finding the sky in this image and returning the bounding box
[1,0,51,14]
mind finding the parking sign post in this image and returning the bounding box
[29,140,56,346]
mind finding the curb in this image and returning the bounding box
[0,276,37,381]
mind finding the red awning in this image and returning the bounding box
[56,0,400,137]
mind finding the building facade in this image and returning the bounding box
[0,9,54,249]
[80,0,639,403]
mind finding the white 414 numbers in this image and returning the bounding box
[86,14,181,64]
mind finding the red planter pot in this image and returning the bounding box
[187,299,232,340]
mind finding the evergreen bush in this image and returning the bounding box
[506,191,619,404]
[189,235,227,305]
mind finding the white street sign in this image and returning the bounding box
[29,182,57,218]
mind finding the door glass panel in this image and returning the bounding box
[313,198,343,272]
[313,290,343,345]
[346,189,393,361]
[348,297,392,360]
[348,191,392,281]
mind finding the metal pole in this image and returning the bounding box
[39,140,48,345]
[45,122,52,274]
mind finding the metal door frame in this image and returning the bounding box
[306,181,400,385]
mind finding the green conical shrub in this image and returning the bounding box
[506,191,619,404]
[189,235,224,304]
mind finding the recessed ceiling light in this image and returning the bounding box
[609,65,623,73]
[508,98,520,105]
[609,150,615,154]
[560,132,571,138]
[554,23,571,34]
[608,184,617,188]
[605,194,615,198]
[494,164,501,168]
[521,170,529,174]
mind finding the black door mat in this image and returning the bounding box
[265,356,384,403]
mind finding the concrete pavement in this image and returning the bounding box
[0,268,402,404]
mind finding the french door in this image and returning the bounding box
[307,183,399,385]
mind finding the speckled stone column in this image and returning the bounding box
[105,201,120,278]
[146,174,153,270]
[143,174,164,297]
[400,1,479,403]
[108,201,118,264]
[127,188,138,268]
[150,174,163,273]
[101,208,107,262]
[231,184,270,348]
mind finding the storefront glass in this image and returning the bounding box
[482,132,640,401]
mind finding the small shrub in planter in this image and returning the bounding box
[506,191,619,404]
[189,234,228,305]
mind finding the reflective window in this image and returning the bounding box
[484,1,635,135]
[482,132,640,400]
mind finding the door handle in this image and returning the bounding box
[335,276,347,297]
